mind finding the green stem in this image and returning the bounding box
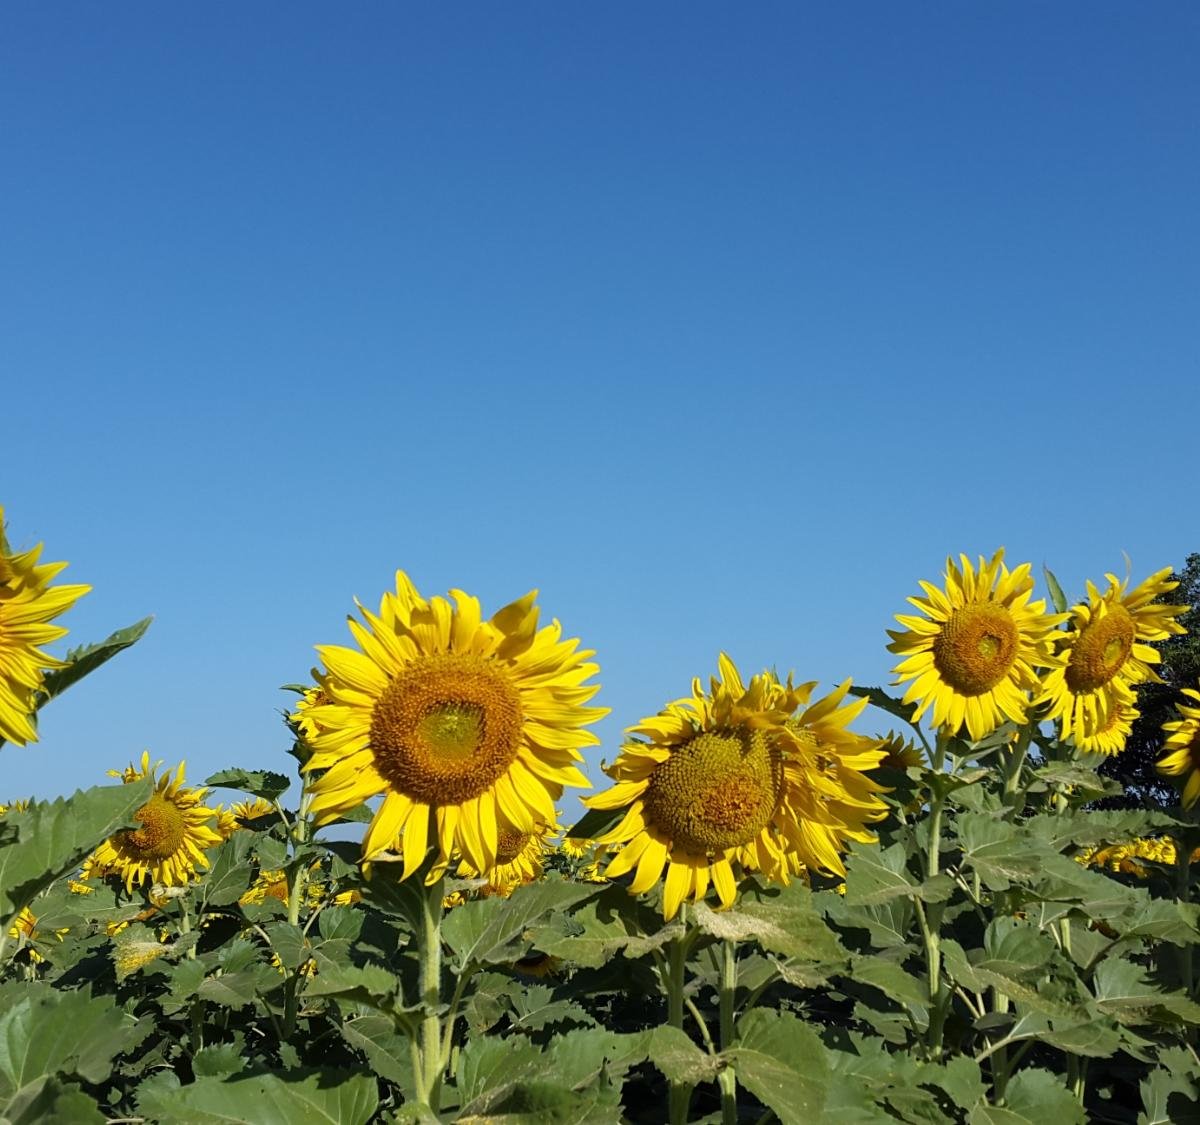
[667,905,692,1125]
[417,876,446,1111]
[921,733,949,1059]
[718,939,738,1125]
[179,899,203,1052]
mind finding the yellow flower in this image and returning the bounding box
[85,753,224,893]
[0,798,31,816]
[7,906,67,962]
[560,837,592,859]
[239,862,325,908]
[1039,568,1186,745]
[1074,699,1139,756]
[875,732,925,770]
[888,550,1065,741]
[291,684,331,741]
[459,821,557,896]
[232,797,276,824]
[302,571,606,879]
[0,505,90,746]
[1076,835,1192,876]
[1157,684,1200,808]
[587,655,887,920]
[213,806,240,840]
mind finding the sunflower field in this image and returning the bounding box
[5,503,1200,1124]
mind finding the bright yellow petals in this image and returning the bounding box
[1076,835,1197,876]
[7,906,66,962]
[1074,699,1138,757]
[888,550,1065,742]
[85,753,224,893]
[1157,684,1200,808]
[875,732,925,770]
[459,820,557,896]
[303,571,606,878]
[232,797,276,824]
[588,656,887,919]
[1040,568,1187,746]
[0,505,90,746]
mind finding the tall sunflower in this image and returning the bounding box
[586,656,887,920]
[887,550,1065,742]
[1157,683,1200,808]
[302,571,606,879]
[1039,568,1187,745]
[86,753,224,892]
[0,505,90,746]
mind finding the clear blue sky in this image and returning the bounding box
[4,4,1197,827]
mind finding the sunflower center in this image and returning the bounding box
[643,728,782,854]
[1065,606,1135,692]
[122,794,186,861]
[931,604,1019,695]
[495,826,533,865]
[369,653,524,806]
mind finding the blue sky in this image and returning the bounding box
[3,4,1197,826]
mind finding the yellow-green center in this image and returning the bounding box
[369,653,524,805]
[1065,606,1135,693]
[121,793,186,861]
[932,603,1019,695]
[643,728,782,854]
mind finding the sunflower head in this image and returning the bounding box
[888,550,1065,742]
[86,753,224,893]
[1040,568,1188,745]
[0,505,91,746]
[302,571,606,881]
[459,819,558,896]
[587,656,885,919]
[1157,684,1200,808]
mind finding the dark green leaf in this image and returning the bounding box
[36,617,152,704]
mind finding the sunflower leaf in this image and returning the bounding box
[724,1009,829,1122]
[204,769,291,801]
[134,1068,379,1125]
[35,616,152,705]
[848,685,922,729]
[0,779,153,929]
[1043,566,1070,614]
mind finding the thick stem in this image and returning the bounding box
[718,939,739,1125]
[179,899,203,1051]
[417,875,446,1111]
[921,734,949,1059]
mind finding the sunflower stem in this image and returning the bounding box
[666,905,692,1125]
[416,875,446,1112]
[921,733,949,1058]
[718,938,739,1125]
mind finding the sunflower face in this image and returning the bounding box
[303,572,606,880]
[641,728,782,854]
[587,656,886,920]
[1040,569,1187,745]
[460,820,556,896]
[87,753,224,892]
[0,506,90,746]
[888,550,1065,742]
[1157,685,1200,808]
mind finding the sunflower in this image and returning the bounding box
[239,862,325,908]
[1040,568,1187,745]
[7,906,67,962]
[233,797,276,824]
[875,732,925,770]
[291,683,331,742]
[1157,683,1200,808]
[0,798,31,816]
[86,753,225,892]
[459,820,557,896]
[1076,836,1181,876]
[1073,699,1138,756]
[560,837,592,859]
[301,571,606,879]
[587,655,888,920]
[0,505,90,746]
[888,550,1066,742]
[213,806,240,840]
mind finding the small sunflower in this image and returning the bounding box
[291,683,331,742]
[0,505,90,746]
[1157,683,1200,808]
[213,806,240,840]
[1073,699,1139,756]
[239,861,325,908]
[874,732,925,770]
[302,571,606,879]
[86,753,224,892]
[459,820,557,896]
[587,656,887,920]
[1040,569,1187,745]
[888,550,1066,741]
[233,797,276,824]
[0,798,31,816]
[560,837,592,860]
[7,906,67,962]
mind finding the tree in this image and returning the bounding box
[1097,553,1200,808]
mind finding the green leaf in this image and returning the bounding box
[693,882,845,963]
[642,1025,719,1086]
[1002,1067,1085,1124]
[200,832,255,908]
[35,616,152,705]
[0,779,152,928]
[444,880,598,969]
[848,685,921,728]
[0,984,142,1108]
[3,1078,105,1125]
[135,1069,379,1125]
[205,768,291,801]
[1139,1048,1200,1124]
[725,1009,828,1123]
[563,805,623,842]
[191,1043,248,1078]
[1043,566,1069,614]
[843,841,953,907]
[528,885,673,969]
[1092,959,1200,1025]
[339,1015,414,1095]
